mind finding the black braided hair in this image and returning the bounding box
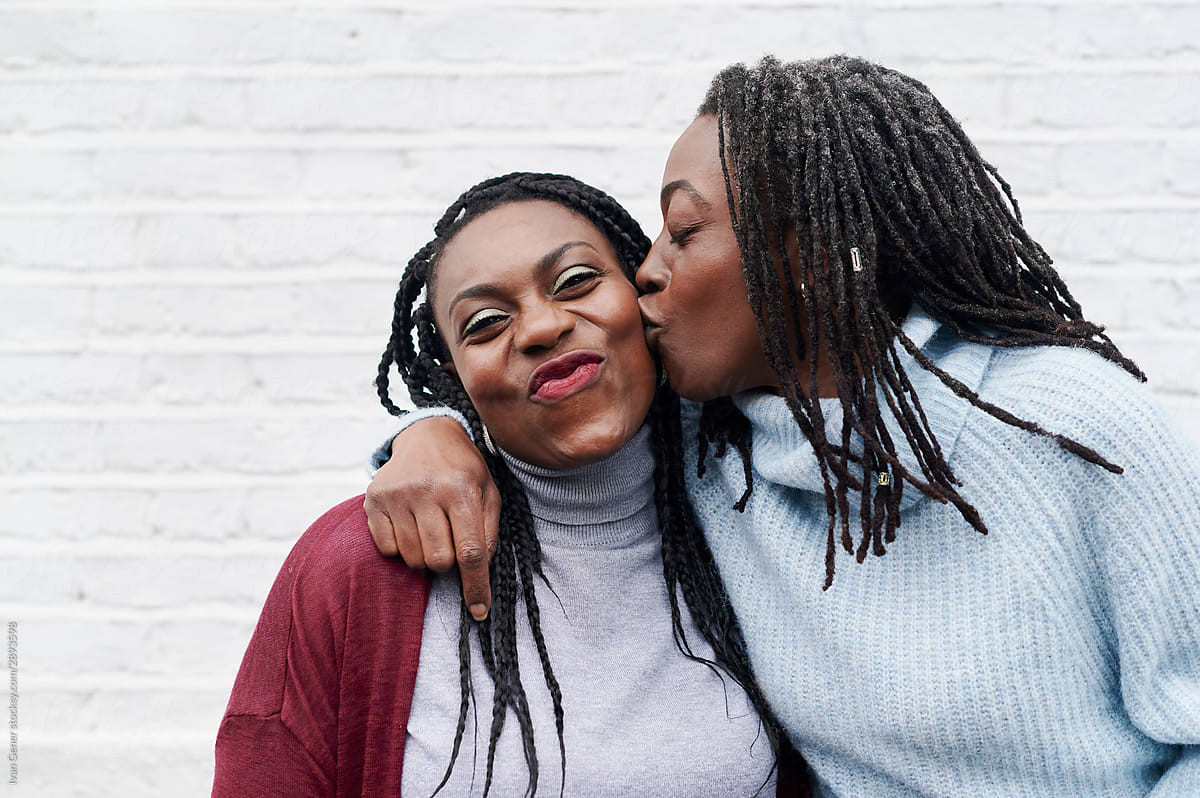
[376,172,787,796]
[696,55,1144,590]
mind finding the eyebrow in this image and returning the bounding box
[660,179,712,211]
[447,240,600,318]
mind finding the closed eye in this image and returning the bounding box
[552,265,600,294]
[669,224,699,246]
[462,308,508,338]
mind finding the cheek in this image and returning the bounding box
[672,258,731,339]
[601,282,646,335]
[600,290,656,389]
[451,351,514,418]
[615,295,648,341]
[618,322,656,383]
[663,253,763,399]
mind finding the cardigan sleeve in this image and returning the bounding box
[212,496,431,797]
[212,500,354,797]
[212,714,333,797]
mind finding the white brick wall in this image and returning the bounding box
[2,2,1197,795]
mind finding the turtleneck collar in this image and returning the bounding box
[497,424,657,547]
[732,305,993,509]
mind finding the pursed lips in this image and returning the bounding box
[527,350,605,400]
[637,298,665,350]
[640,308,666,348]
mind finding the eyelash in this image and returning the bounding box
[462,308,507,337]
[552,264,600,293]
[670,225,699,246]
[461,265,600,338]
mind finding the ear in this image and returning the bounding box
[441,359,457,377]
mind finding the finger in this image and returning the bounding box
[391,511,425,570]
[363,496,398,558]
[446,496,493,622]
[482,481,501,559]
[412,507,456,572]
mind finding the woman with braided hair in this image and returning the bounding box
[366,56,1200,795]
[213,172,801,797]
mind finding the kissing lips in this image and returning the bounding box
[529,351,605,402]
[643,323,663,351]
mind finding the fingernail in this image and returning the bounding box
[469,603,488,621]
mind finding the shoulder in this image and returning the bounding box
[295,495,386,570]
[970,345,1200,542]
[283,495,429,617]
[223,497,430,738]
[978,344,1189,464]
[982,343,1142,405]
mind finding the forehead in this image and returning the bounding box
[663,115,723,187]
[431,199,612,309]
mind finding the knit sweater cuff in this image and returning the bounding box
[366,407,473,475]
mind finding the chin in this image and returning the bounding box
[665,354,760,404]
[659,351,708,403]
[677,389,725,404]
[666,370,719,404]
[552,416,640,467]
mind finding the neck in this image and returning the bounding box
[751,343,842,399]
[761,287,912,400]
[498,425,657,546]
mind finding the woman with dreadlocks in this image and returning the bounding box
[364,56,1200,795]
[213,172,799,797]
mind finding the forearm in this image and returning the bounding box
[368,407,472,473]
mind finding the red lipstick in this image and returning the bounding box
[529,351,604,401]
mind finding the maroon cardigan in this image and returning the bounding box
[212,495,809,797]
[213,496,430,797]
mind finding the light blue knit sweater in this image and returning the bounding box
[375,307,1200,796]
[682,307,1200,797]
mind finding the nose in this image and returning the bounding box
[635,239,669,294]
[514,301,575,353]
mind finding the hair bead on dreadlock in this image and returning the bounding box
[695,56,1143,590]
[376,172,788,795]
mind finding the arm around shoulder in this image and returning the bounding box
[362,408,500,619]
[368,406,473,474]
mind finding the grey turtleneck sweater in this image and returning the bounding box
[399,425,777,797]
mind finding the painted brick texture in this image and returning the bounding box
[2,2,1198,795]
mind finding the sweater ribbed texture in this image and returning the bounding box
[684,307,1200,797]
[399,425,777,797]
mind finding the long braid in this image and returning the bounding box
[697,56,1144,589]
[376,172,790,795]
[654,388,787,787]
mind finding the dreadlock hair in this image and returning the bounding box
[376,172,787,797]
[696,55,1144,590]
